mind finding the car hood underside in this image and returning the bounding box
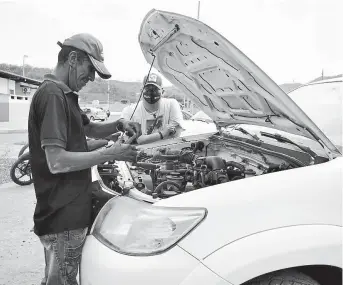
[138,9,341,157]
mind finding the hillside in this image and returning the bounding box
[1,63,341,103]
[279,83,302,93]
[309,74,343,83]
[0,63,53,81]
[0,63,188,103]
[0,63,142,103]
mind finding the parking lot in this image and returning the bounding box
[0,131,48,284]
[0,113,123,284]
[0,182,42,285]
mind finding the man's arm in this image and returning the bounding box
[84,105,141,139]
[136,132,164,145]
[39,92,137,174]
[169,99,184,128]
[45,144,137,174]
[83,119,124,139]
[136,125,177,145]
[86,139,108,151]
[168,99,185,137]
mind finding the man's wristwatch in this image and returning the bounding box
[158,131,163,139]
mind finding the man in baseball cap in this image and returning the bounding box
[141,73,163,104]
[57,33,111,79]
[121,72,184,145]
[143,72,163,87]
[28,33,140,285]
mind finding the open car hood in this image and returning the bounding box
[138,9,341,157]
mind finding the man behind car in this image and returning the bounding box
[121,72,184,144]
[28,33,140,285]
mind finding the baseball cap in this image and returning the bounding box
[58,33,111,79]
[143,73,162,88]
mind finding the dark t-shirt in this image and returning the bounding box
[28,74,92,236]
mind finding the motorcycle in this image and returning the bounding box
[10,143,32,186]
[9,138,112,186]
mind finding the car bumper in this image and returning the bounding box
[80,235,230,285]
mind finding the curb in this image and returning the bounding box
[0,129,28,134]
[0,181,33,189]
[0,182,15,189]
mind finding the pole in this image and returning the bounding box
[107,80,110,110]
[189,1,201,114]
[22,55,28,77]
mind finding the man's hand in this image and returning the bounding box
[161,124,177,139]
[105,132,122,142]
[100,143,138,162]
[118,119,141,137]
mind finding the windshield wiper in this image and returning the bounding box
[192,118,212,123]
[233,126,261,141]
[260,131,317,163]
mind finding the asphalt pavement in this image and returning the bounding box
[0,117,124,284]
[0,132,28,159]
[0,182,43,285]
[0,131,45,284]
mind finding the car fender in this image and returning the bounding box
[156,157,342,258]
[201,225,342,285]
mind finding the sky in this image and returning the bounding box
[0,0,342,86]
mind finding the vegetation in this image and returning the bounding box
[1,63,341,105]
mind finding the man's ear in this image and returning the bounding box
[68,51,78,67]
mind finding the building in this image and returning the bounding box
[0,70,41,130]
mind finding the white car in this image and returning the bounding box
[82,106,108,121]
[81,10,342,285]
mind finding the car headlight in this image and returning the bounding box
[91,196,207,256]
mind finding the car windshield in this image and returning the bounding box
[288,80,342,149]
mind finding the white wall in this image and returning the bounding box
[0,77,37,130]
[0,99,31,130]
[8,79,15,94]
[0,78,8,94]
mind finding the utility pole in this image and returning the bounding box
[23,55,28,77]
[321,69,324,80]
[190,1,201,114]
[107,80,110,110]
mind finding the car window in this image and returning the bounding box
[288,81,342,147]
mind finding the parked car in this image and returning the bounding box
[81,10,342,285]
[82,106,108,121]
[288,78,342,152]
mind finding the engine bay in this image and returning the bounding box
[96,134,312,200]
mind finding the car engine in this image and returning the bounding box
[96,134,305,199]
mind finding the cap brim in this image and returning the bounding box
[88,55,111,79]
[144,82,162,89]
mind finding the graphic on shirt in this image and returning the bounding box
[146,115,163,134]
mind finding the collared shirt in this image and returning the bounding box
[28,74,92,236]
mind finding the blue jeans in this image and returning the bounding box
[39,228,88,285]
